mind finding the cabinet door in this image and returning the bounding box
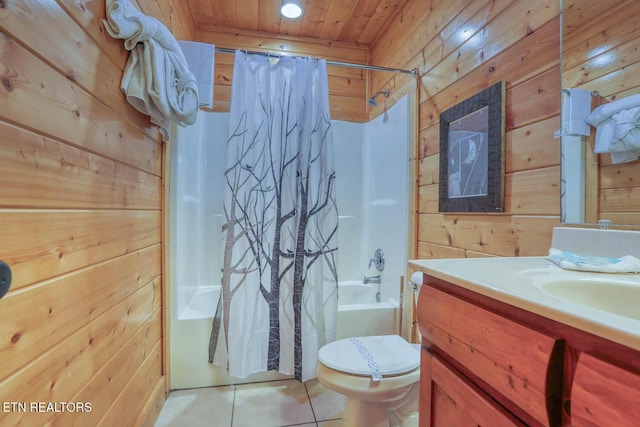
[571,353,640,426]
[421,352,524,427]
[418,286,560,426]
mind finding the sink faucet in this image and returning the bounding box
[363,275,381,285]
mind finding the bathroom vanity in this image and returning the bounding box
[410,257,640,427]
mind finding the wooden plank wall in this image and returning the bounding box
[196,26,370,122]
[562,0,640,227]
[0,1,194,426]
[370,0,563,259]
[1,0,633,423]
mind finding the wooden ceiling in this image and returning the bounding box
[186,0,408,45]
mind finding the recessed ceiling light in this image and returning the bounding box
[281,1,303,19]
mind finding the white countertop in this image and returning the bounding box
[409,257,640,352]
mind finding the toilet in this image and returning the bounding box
[316,335,420,427]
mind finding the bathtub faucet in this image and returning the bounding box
[363,275,381,285]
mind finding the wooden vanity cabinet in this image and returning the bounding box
[417,276,640,427]
[571,353,640,427]
[421,351,525,427]
[418,283,562,427]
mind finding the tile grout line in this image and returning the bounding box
[230,384,237,427]
[303,381,319,426]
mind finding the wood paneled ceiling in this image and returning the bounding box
[186,0,408,45]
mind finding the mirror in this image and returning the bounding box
[561,0,640,226]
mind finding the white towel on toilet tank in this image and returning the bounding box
[103,0,199,140]
[586,93,640,154]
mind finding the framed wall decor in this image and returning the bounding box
[438,81,506,213]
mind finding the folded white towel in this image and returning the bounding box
[178,41,215,108]
[548,248,640,273]
[591,108,640,154]
[613,107,640,149]
[587,94,640,126]
[610,150,640,164]
[103,0,199,140]
[586,94,640,156]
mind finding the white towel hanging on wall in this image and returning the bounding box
[178,41,215,109]
[587,93,640,163]
[103,0,199,140]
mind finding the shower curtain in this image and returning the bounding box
[209,51,339,382]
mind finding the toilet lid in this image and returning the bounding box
[318,335,420,377]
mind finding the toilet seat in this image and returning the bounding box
[318,335,419,377]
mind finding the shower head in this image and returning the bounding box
[367,89,390,106]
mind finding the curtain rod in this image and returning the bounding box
[214,47,418,77]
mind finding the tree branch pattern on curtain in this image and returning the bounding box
[209,51,338,382]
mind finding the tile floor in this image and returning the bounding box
[155,378,345,427]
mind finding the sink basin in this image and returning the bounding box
[540,278,640,321]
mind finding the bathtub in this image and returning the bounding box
[336,280,400,339]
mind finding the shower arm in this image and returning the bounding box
[367,89,390,106]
